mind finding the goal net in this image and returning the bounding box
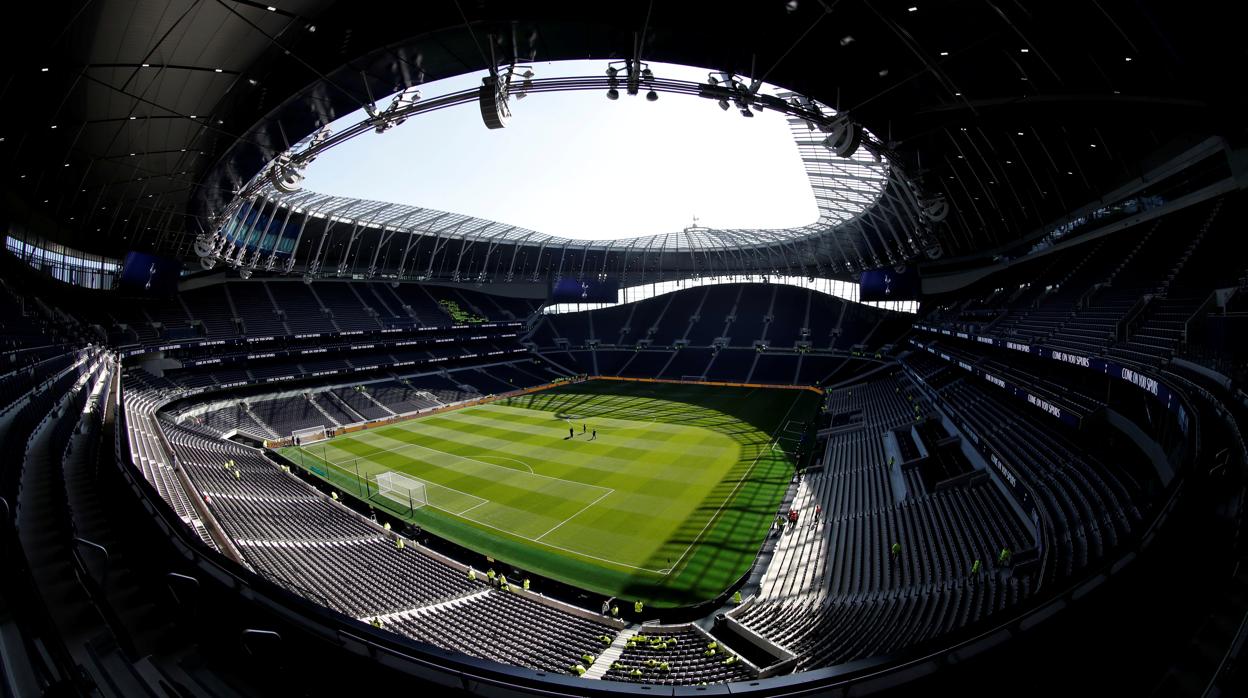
[291,425,329,445]
[375,471,429,512]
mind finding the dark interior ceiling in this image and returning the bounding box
[2,0,1244,265]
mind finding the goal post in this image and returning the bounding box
[375,471,429,514]
[291,425,329,446]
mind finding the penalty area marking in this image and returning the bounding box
[311,433,650,572]
[303,448,647,572]
[472,454,534,474]
[783,419,806,435]
[322,434,609,495]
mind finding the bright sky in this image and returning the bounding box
[300,61,819,240]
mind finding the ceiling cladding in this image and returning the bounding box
[0,1,1240,269]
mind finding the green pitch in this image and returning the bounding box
[276,379,818,607]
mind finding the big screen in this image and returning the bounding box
[549,277,620,303]
[117,252,183,295]
[859,267,920,301]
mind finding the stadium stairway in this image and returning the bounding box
[757,474,830,607]
[358,386,397,417]
[67,369,246,695]
[365,587,492,625]
[241,401,279,440]
[14,359,162,695]
[583,628,639,679]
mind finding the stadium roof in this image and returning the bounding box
[2,1,1242,272]
[241,71,896,257]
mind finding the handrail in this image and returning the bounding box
[1182,289,1221,348]
[1077,282,1104,310]
[73,536,111,561]
[1117,294,1152,342]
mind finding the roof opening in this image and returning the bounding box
[299,60,864,241]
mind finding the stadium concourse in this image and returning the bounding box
[3,2,1248,697]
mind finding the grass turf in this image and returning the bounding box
[277,379,818,607]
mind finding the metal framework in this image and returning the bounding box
[198,72,948,281]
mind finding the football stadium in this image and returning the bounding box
[1,2,1247,696]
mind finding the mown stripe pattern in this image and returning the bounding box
[279,381,818,607]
